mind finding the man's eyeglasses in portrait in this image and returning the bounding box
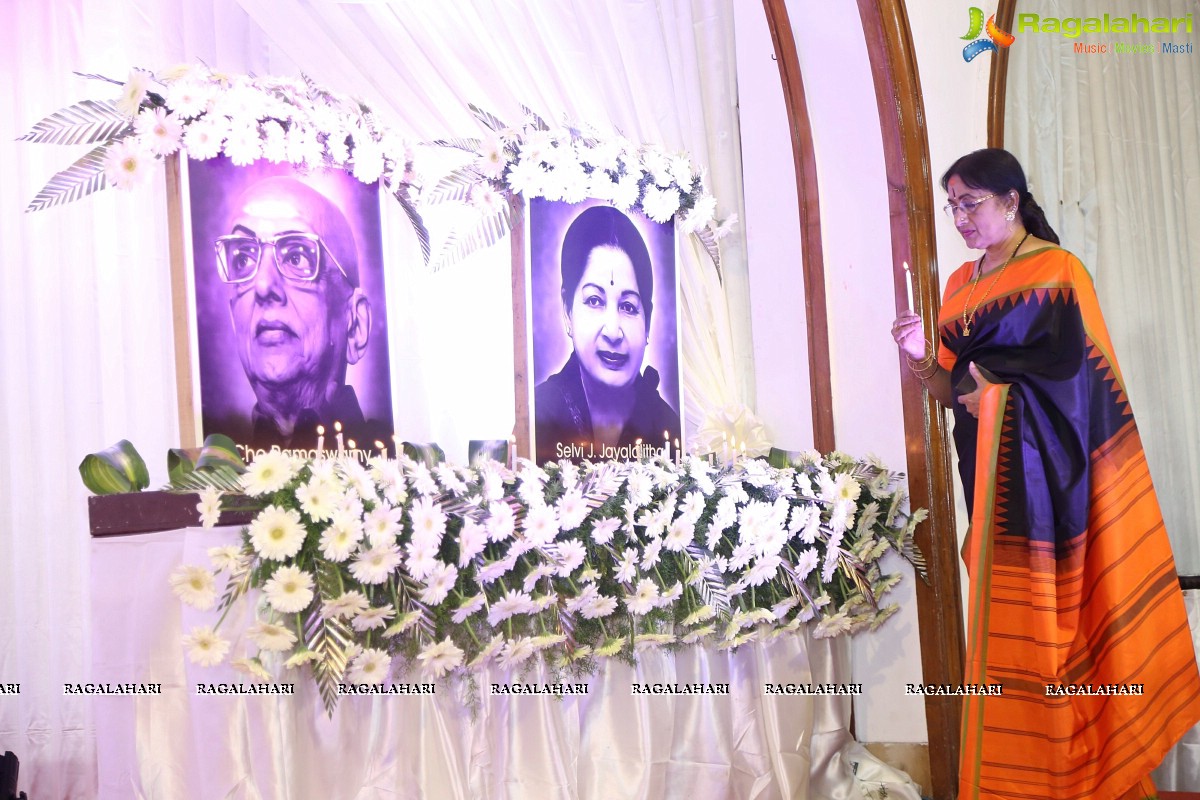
[215,233,350,285]
[942,193,998,219]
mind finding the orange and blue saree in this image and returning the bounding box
[937,247,1200,800]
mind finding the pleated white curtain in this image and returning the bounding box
[1004,0,1200,573]
[0,1,753,796]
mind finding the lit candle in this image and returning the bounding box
[674,438,681,467]
[335,421,344,453]
[391,435,401,460]
[375,440,386,459]
[903,261,915,311]
[663,430,671,462]
[347,439,356,453]
[316,424,325,454]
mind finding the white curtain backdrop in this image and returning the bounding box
[0,1,757,796]
[1004,0,1200,573]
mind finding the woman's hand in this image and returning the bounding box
[891,311,927,360]
[957,363,994,418]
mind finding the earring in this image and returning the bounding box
[1005,208,1016,222]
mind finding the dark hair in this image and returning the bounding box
[560,205,654,329]
[941,148,1060,245]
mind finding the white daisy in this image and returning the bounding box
[296,477,340,523]
[103,138,154,191]
[241,450,298,497]
[352,605,396,632]
[347,647,391,685]
[283,649,323,669]
[476,133,508,180]
[363,504,403,547]
[409,496,447,548]
[263,565,315,614]
[682,605,716,626]
[404,539,440,581]
[451,593,486,624]
[169,564,217,610]
[248,505,306,561]
[319,514,363,562]
[419,561,459,606]
[497,636,536,669]
[206,545,245,572]
[230,656,273,681]
[196,487,222,528]
[183,116,226,160]
[486,501,516,542]
[116,69,151,117]
[416,636,464,678]
[134,107,183,156]
[554,539,587,576]
[793,547,820,580]
[457,519,488,567]
[580,592,618,620]
[590,517,620,545]
[555,488,588,532]
[182,625,230,667]
[247,620,297,652]
[615,550,638,583]
[487,589,535,626]
[323,590,370,620]
[663,517,694,552]
[523,503,560,547]
[350,544,402,585]
[467,633,506,668]
[625,578,659,615]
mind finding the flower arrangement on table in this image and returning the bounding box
[171,449,925,714]
[421,104,735,272]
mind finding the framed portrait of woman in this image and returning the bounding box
[175,155,396,461]
[527,198,682,464]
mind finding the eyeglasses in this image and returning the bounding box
[942,193,997,219]
[215,233,350,285]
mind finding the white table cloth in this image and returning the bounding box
[90,527,923,799]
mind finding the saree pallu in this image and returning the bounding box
[936,247,1200,800]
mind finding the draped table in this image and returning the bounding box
[89,523,923,800]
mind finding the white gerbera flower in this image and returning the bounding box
[580,591,618,620]
[319,514,362,562]
[263,565,315,613]
[169,564,217,610]
[183,116,226,160]
[554,539,587,576]
[409,496,447,548]
[248,505,306,561]
[241,450,297,496]
[663,518,694,552]
[590,517,620,545]
[350,544,402,585]
[163,78,211,118]
[352,605,396,632]
[556,488,588,531]
[682,605,716,626]
[206,545,245,572]
[793,547,820,580]
[452,593,486,624]
[625,578,659,615]
[196,487,222,528]
[103,138,154,191]
[594,637,624,658]
[116,69,151,118]
[323,590,370,620]
[497,636,536,669]
[523,504,560,547]
[283,649,323,669]
[296,478,340,523]
[419,561,459,606]
[615,549,638,583]
[182,625,230,666]
[417,636,464,678]
[347,647,391,685]
[487,589,535,626]
[231,656,273,681]
[134,107,183,156]
[363,505,403,547]
[247,620,297,652]
[486,501,516,542]
[457,519,488,567]
[223,123,261,166]
[682,626,715,644]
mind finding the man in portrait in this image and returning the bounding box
[190,158,394,455]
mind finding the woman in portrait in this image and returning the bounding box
[891,148,1200,800]
[535,205,680,464]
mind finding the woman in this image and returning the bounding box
[891,148,1199,800]
[535,205,680,464]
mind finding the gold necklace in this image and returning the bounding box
[961,232,1029,336]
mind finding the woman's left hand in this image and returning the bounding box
[957,362,994,419]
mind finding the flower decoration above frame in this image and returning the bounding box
[19,65,431,261]
[422,104,735,275]
[174,449,925,715]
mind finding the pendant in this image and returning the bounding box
[962,323,972,337]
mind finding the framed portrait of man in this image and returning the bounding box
[527,198,682,464]
[181,155,395,460]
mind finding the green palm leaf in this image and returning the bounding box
[693,227,723,282]
[79,439,150,495]
[395,189,432,266]
[306,559,353,716]
[424,136,483,153]
[17,99,131,146]
[423,165,486,206]
[468,103,508,134]
[25,143,111,213]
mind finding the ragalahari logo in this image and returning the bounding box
[961,7,1016,61]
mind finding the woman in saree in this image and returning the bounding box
[891,148,1200,799]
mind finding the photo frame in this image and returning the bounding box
[526,198,682,464]
[168,155,396,461]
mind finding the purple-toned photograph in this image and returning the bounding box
[530,198,681,464]
[187,155,394,458]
